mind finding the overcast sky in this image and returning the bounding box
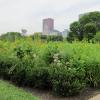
[0,0,100,35]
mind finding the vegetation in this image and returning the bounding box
[0,38,100,96]
[0,11,100,97]
[94,31,100,42]
[0,32,22,41]
[31,34,63,42]
[0,80,39,100]
[69,11,100,41]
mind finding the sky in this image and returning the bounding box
[0,0,100,35]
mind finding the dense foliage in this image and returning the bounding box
[0,38,100,96]
[69,11,100,41]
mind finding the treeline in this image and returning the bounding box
[0,32,23,41]
[68,11,100,42]
[0,32,64,42]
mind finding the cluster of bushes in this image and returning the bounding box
[0,39,100,96]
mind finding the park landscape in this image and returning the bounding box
[0,11,100,100]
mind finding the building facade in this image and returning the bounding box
[43,18,54,34]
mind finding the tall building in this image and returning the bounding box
[43,18,54,34]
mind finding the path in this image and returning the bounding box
[89,94,100,100]
[24,88,100,100]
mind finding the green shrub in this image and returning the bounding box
[50,64,86,96]
[85,59,100,88]
[31,67,51,89]
[9,60,26,85]
[0,57,15,80]
[40,42,59,64]
[24,59,49,87]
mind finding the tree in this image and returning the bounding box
[79,11,100,31]
[69,11,100,41]
[84,23,97,42]
[84,23,97,34]
[67,32,74,43]
[70,21,83,40]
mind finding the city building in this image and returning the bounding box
[42,18,68,37]
[43,18,54,34]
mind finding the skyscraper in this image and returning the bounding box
[43,18,54,34]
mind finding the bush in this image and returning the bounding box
[50,63,86,96]
[24,58,49,87]
[9,60,26,85]
[40,42,59,64]
[85,59,100,88]
[31,67,51,89]
[0,57,15,80]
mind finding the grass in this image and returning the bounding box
[0,80,39,100]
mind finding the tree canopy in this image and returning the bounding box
[69,11,100,41]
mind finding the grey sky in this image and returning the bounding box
[0,0,100,35]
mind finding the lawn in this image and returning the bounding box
[0,80,39,100]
